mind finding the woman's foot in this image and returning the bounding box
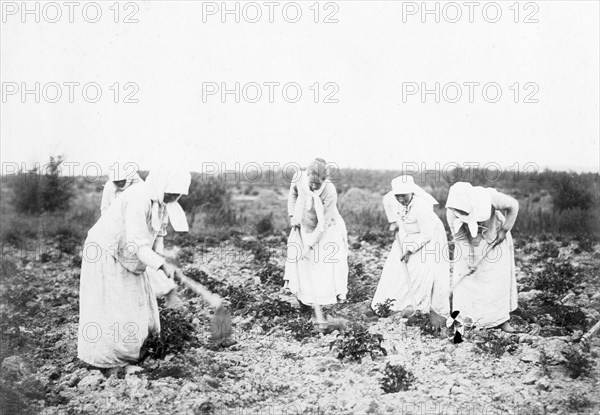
[124,365,143,375]
[499,321,514,333]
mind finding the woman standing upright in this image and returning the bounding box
[445,182,519,331]
[372,175,450,318]
[78,165,191,368]
[284,159,348,320]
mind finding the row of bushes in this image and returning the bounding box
[1,157,598,246]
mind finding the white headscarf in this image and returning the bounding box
[446,182,492,237]
[391,175,438,205]
[145,166,191,232]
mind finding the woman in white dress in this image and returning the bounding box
[100,163,179,306]
[284,159,348,324]
[78,166,191,368]
[445,182,519,331]
[372,175,450,318]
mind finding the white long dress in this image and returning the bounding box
[372,193,450,316]
[78,183,167,368]
[284,172,348,305]
[448,189,518,328]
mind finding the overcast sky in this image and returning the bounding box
[1,0,598,176]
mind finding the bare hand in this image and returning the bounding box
[492,228,507,248]
[159,262,176,279]
[401,251,411,263]
[389,223,399,234]
[301,245,313,261]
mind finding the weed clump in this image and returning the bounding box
[254,299,298,332]
[473,330,519,358]
[532,260,579,301]
[374,299,396,318]
[563,347,595,379]
[330,323,387,362]
[142,306,200,360]
[286,317,317,342]
[347,262,372,303]
[380,363,415,393]
[257,262,284,286]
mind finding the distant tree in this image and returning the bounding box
[12,156,74,214]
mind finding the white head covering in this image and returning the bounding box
[145,166,191,232]
[446,182,492,237]
[391,175,438,205]
[108,162,141,183]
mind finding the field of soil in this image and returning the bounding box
[1,230,599,414]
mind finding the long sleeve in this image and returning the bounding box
[302,184,335,248]
[402,200,435,253]
[489,189,519,231]
[321,182,338,226]
[100,183,115,215]
[446,208,458,236]
[153,236,165,256]
[383,192,400,223]
[287,178,299,217]
[123,196,164,271]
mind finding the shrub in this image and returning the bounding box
[255,214,274,235]
[0,215,38,246]
[330,323,387,362]
[11,156,74,214]
[381,363,415,393]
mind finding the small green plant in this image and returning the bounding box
[473,330,519,358]
[380,363,415,393]
[286,316,316,341]
[374,299,396,318]
[254,299,298,331]
[563,347,595,379]
[257,262,284,286]
[330,323,387,362]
